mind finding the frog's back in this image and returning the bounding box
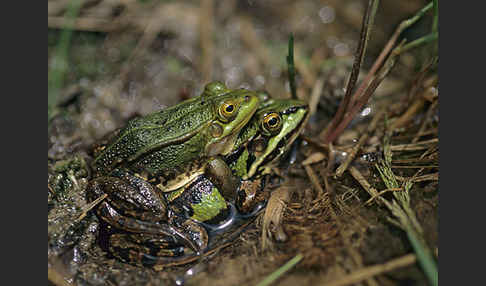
[92,96,216,175]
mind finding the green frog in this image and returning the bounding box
[87,82,260,259]
[107,96,309,267]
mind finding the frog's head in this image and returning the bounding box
[229,98,309,179]
[205,87,260,157]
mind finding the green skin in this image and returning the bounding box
[91,81,260,192]
[106,97,309,267]
[87,82,260,264]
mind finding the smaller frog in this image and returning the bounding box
[108,96,310,267]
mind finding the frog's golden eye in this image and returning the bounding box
[218,100,238,121]
[262,112,282,134]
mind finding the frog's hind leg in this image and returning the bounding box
[108,232,188,267]
[97,201,204,254]
[87,169,168,223]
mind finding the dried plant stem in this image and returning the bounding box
[389,138,438,152]
[349,2,434,108]
[325,43,402,144]
[395,173,438,183]
[348,166,380,200]
[308,77,325,116]
[335,109,386,177]
[200,0,214,82]
[364,188,403,205]
[48,16,120,32]
[304,165,325,197]
[323,253,417,286]
[412,99,438,143]
[321,0,379,141]
[388,97,426,131]
[76,194,108,223]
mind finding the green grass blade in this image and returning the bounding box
[256,253,303,286]
[286,34,297,99]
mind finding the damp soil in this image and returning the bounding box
[48,1,438,285]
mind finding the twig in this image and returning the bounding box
[364,187,403,205]
[348,166,380,201]
[389,138,438,152]
[321,0,379,142]
[349,2,434,108]
[412,99,438,143]
[395,173,438,183]
[75,194,108,223]
[325,40,404,144]
[323,253,417,286]
[308,77,325,116]
[304,165,325,197]
[388,97,426,131]
[48,16,121,32]
[199,0,214,82]
[335,109,386,177]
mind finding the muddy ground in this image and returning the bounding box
[48,0,438,285]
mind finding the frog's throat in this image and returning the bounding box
[206,106,256,157]
[245,107,309,179]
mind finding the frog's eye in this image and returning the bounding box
[262,112,282,134]
[218,100,238,121]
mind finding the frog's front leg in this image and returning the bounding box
[205,157,241,202]
[87,168,207,254]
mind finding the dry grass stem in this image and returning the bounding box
[48,16,121,32]
[396,172,438,183]
[199,0,214,82]
[76,193,108,223]
[320,0,378,142]
[323,253,417,286]
[302,152,326,166]
[348,166,380,200]
[364,187,403,205]
[349,2,433,108]
[388,97,426,131]
[304,165,325,197]
[308,77,325,116]
[389,138,438,152]
[335,109,386,177]
[412,99,438,143]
